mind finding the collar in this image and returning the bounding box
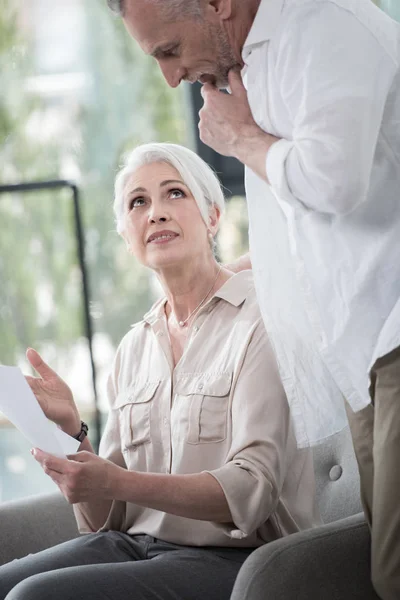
[242,0,285,62]
[141,270,253,325]
[214,270,253,307]
[142,296,167,327]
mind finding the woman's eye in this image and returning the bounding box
[169,189,185,199]
[130,197,145,209]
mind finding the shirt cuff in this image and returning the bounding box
[265,138,299,212]
[205,463,275,539]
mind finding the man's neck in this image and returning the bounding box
[228,0,261,65]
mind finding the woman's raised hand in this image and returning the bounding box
[25,348,81,436]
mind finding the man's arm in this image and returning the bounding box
[200,4,395,216]
[199,70,280,184]
[262,3,396,216]
[225,252,251,273]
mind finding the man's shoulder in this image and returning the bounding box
[282,0,398,37]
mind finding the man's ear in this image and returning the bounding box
[206,0,233,20]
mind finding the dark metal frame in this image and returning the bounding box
[0,180,101,450]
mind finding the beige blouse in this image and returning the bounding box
[75,271,321,547]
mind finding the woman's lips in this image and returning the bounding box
[147,232,179,244]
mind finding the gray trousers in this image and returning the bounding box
[0,531,253,600]
[346,345,400,600]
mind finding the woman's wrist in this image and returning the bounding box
[60,416,82,438]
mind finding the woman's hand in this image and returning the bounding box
[25,348,80,436]
[32,449,122,504]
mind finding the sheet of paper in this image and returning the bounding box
[0,365,80,458]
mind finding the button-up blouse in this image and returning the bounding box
[75,271,321,547]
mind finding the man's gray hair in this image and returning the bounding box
[106,0,202,20]
[113,142,225,235]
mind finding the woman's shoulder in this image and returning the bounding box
[220,270,260,315]
[114,296,164,354]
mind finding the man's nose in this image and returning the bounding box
[159,61,186,88]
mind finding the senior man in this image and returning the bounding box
[107,1,400,598]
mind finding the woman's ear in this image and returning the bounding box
[208,205,221,236]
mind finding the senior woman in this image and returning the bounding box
[0,143,320,600]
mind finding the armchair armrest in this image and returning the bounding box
[231,513,380,600]
[0,492,79,566]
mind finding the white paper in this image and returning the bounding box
[0,365,80,458]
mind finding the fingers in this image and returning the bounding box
[25,374,41,391]
[26,348,57,380]
[31,448,68,474]
[200,82,218,99]
[228,69,246,96]
[67,451,92,463]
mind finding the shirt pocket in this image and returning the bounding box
[175,373,232,445]
[115,381,160,450]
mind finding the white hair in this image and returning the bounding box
[113,142,225,236]
[107,0,202,20]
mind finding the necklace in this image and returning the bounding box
[174,264,222,328]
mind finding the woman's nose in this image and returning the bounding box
[148,207,170,224]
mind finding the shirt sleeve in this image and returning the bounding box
[265,2,397,216]
[205,319,294,538]
[73,347,128,534]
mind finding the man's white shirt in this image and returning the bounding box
[242,0,400,446]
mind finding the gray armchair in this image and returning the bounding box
[0,427,379,599]
[231,426,379,599]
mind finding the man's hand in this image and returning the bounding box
[32,449,123,504]
[199,70,261,158]
[224,253,252,273]
[199,69,280,182]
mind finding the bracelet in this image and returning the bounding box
[72,421,89,443]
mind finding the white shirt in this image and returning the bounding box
[242,0,400,446]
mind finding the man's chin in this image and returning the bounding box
[199,74,217,85]
[198,74,229,89]
[197,73,229,90]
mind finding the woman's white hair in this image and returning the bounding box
[113,142,225,235]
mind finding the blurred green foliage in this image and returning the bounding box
[0,0,187,367]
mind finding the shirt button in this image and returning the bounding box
[329,465,343,481]
[193,326,199,333]
[198,383,204,391]
[157,331,164,337]
[163,417,169,426]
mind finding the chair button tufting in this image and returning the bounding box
[329,465,343,481]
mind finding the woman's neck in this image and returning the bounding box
[158,258,231,326]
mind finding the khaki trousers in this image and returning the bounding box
[346,345,400,600]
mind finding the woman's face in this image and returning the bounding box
[121,161,218,270]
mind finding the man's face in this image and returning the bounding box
[123,0,240,89]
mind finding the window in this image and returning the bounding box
[0,0,248,501]
[0,0,190,500]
